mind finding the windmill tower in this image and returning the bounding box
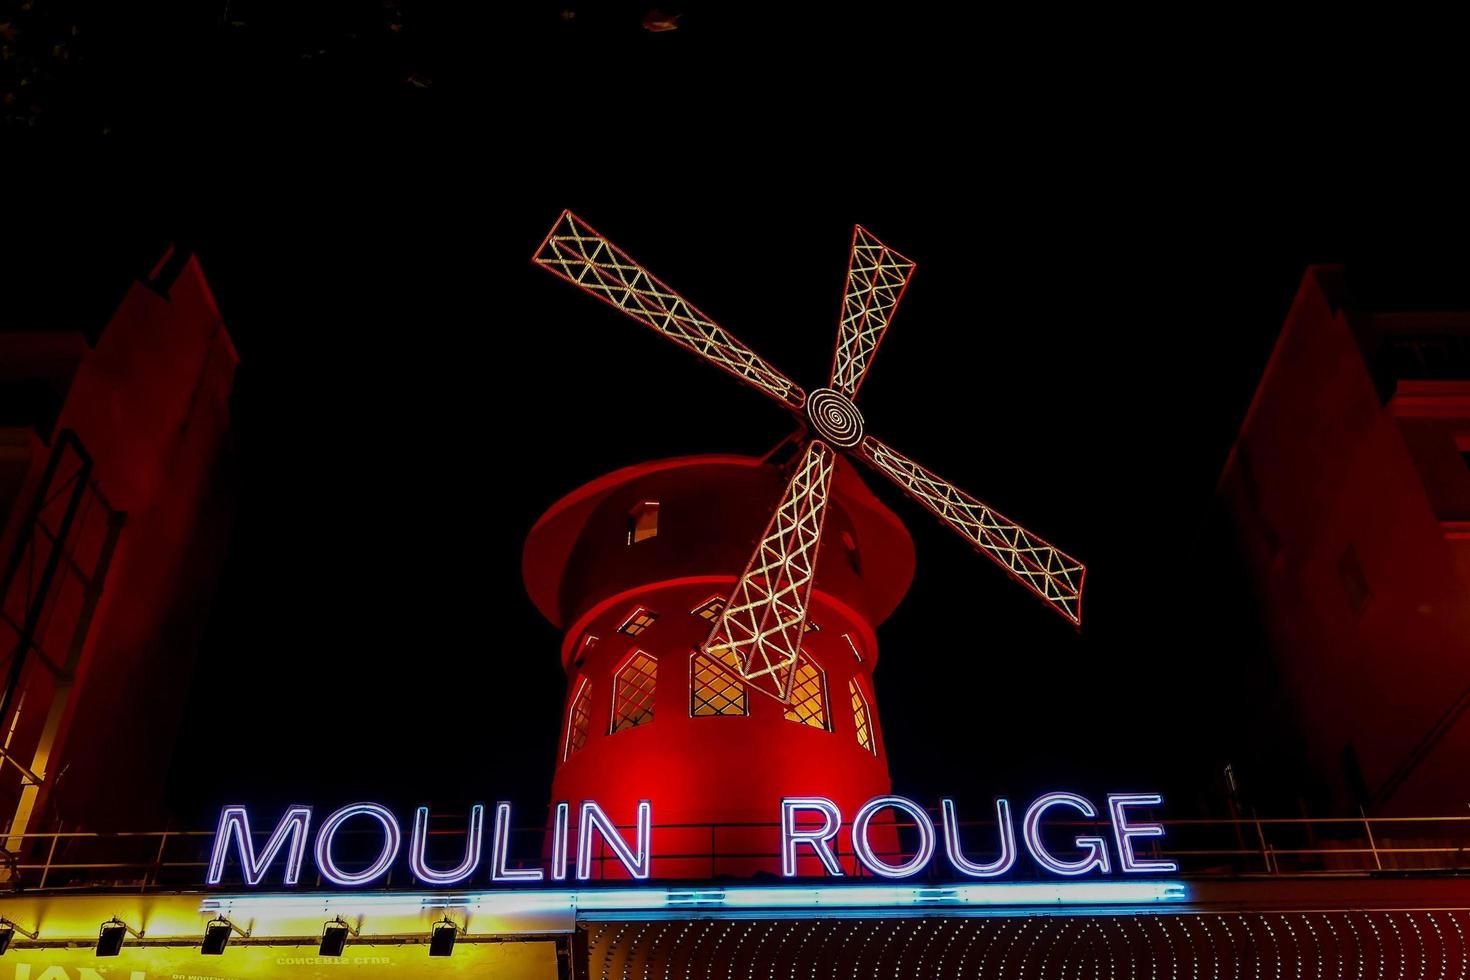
[523,212,1085,879]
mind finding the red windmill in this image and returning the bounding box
[524,211,1084,878]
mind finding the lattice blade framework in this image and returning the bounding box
[703,440,836,702]
[830,226,916,398]
[534,210,806,409]
[857,435,1085,625]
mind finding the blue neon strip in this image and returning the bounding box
[200,880,1189,920]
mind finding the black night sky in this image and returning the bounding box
[6,5,1467,832]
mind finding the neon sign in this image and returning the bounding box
[208,792,1173,887]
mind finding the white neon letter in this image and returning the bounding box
[551,802,570,881]
[207,805,312,886]
[491,802,544,881]
[576,800,651,880]
[941,798,1016,878]
[851,795,935,879]
[408,805,484,886]
[1107,793,1177,873]
[1022,792,1111,876]
[314,802,402,886]
[780,797,844,877]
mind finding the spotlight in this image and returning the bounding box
[97,917,141,957]
[0,917,38,955]
[202,916,248,955]
[319,916,359,957]
[429,916,465,957]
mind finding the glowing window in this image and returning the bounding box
[564,678,592,760]
[619,607,658,635]
[783,654,828,731]
[842,632,863,663]
[627,501,659,545]
[691,647,748,717]
[611,651,658,733]
[804,619,821,633]
[850,678,875,755]
[691,595,726,621]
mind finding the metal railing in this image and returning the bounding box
[1,811,1469,893]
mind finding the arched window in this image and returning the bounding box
[564,677,592,761]
[690,647,748,717]
[783,654,829,731]
[627,501,659,544]
[611,651,658,733]
[850,678,876,755]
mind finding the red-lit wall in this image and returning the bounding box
[0,252,237,839]
[1221,266,1470,812]
[524,456,915,877]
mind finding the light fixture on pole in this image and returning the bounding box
[0,917,38,954]
[429,916,466,957]
[319,916,360,957]
[202,916,250,955]
[97,917,142,957]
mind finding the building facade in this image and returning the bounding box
[0,247,237,851]
[1220,265,1470,812]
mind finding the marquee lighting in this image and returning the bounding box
[534,211,1086,706]
[198,879,1191,929]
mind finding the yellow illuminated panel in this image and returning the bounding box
[0,941,558,977]
[691,648,748,717]
[611,652,658,733]
[783,655,828,731]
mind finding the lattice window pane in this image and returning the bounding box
[565,679,592,760]
[619,607,658,635]
[691,648,748,717]
[783,655,828,731]
[850,678,875,755]
[611,652,658,733]
[691,595,726,621]
[628,501,659,544]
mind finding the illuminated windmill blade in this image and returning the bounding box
[830,225,916,398]
[704,440,837,702]
[533,210,806,410]
[856,435,1085,626]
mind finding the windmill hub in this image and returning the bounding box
[806,388,865,448]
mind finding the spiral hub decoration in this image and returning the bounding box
[805,387,865,448]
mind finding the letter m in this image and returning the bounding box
[207,805,313,886]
